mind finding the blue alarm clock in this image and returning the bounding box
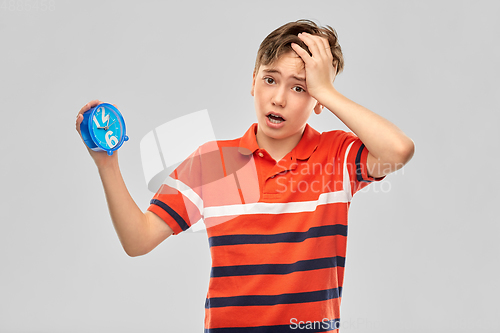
[80,103,129,155]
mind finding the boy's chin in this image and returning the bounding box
[259,126,291,141]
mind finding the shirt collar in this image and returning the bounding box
[238,123,321,160]
[294,123,321,160]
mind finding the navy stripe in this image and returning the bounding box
[205,318,341,332]
[209,224,347,247]
[206,287,342,308]
[355,144,372,183]
[211,256,345,278]
[149,199,190,231]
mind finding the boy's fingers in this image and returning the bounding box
[84,100,100,110]
[78,99,101,116]
[79,103,89,114]
[76,99,101,135]
[311,34,329,59]
[291,42,309,62]
[75,114,82,135]
[88,99,101,106]
[299,33,324,59]
[319,36,333,60]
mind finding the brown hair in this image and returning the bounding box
[254,19,344,77]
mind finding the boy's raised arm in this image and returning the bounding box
[75,100,173,257]
[314,88,414,178]
[292,33,415,178]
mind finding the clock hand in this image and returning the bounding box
[104,120,116,130]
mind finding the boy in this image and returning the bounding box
[76,19,414,332]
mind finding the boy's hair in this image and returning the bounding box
[254,19,344,77]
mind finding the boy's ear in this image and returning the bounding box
[251,70,256,96]
[314,102,324,115]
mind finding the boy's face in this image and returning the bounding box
[251,51,320,146]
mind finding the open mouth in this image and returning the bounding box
[267,113,285,124]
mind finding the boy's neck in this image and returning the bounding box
[255,125,305,162]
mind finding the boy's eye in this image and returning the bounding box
[263,77,305,93]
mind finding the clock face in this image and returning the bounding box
[90,105,123,150]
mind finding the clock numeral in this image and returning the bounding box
[105,130,119,148]
[100,107,110,125]
[93,115,101,128]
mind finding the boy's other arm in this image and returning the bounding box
[97,162,174,257]
[76,100,174,257]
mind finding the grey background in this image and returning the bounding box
[1,0,499,332]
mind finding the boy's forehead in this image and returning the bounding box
[259,52,305,75]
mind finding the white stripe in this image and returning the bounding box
[343,141,355,202]
[163,177,204,216]
[204,190,349,219]
[164,141,355,221]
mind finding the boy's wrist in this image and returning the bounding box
[313,85,339,107]
[95,155,120,174]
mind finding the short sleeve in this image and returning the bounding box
[147,144,207,235]
[147,139,261,234]
[335,131,386,197]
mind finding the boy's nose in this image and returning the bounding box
[272,88,286,107]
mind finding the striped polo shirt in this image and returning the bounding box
[148,123,385,332]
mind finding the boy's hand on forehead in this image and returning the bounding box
[291,32,337,101]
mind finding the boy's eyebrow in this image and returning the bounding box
[262,69,306,82]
